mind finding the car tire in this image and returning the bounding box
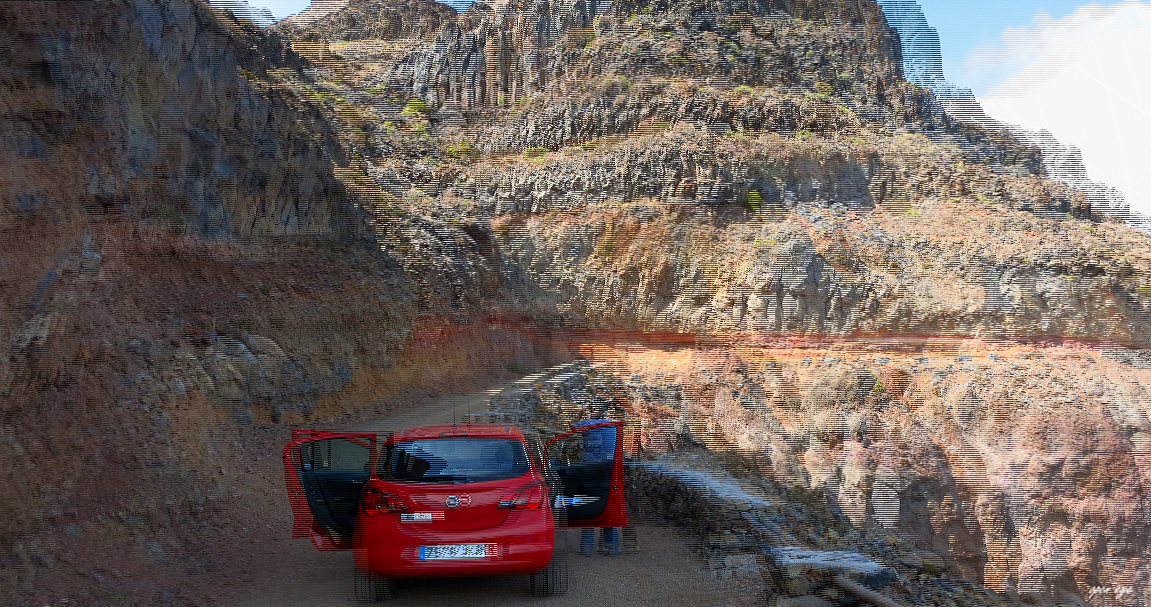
[354,566,392,602]
[529,558,569,597]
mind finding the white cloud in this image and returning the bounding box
[253,0,313,20]
[968,2,1150,216]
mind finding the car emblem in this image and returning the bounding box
[444,494,472,507]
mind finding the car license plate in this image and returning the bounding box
[401,511,445,522]
[418,543,498,559]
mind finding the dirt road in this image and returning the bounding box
[197,385,761,607]
[223,526,757,607]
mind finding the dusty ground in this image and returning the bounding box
[17,382,760,607]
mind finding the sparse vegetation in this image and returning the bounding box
[782,191,798,210]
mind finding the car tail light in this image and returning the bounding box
[498,483,547,509]
[362,484,415,513]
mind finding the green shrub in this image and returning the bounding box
[747,190,762,211]
[400,99,429,116]
[782,191,798,210]
[438,99,463,115]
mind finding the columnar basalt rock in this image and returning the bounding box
[284,0,906,111]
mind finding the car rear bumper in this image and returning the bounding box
[364,509,563,577]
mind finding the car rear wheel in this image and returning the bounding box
[354,566,392,602]
[529,559,569,597]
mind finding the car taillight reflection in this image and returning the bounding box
[362,484,415,513]
[497,483,547,509]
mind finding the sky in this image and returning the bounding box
[255,0,313,18]
[255,0,1150,216]
[917,0,1150,217]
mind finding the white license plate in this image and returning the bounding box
[418,543,498,560]
[401,511,445,522]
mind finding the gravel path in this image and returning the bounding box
[207,384,761,607]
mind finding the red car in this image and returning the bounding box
[282,420,643,601]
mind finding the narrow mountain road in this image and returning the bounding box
[190,382,761,607]
[227,526,757,607]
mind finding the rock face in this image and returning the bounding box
[207,0,277,27]
[286,0,353,27]
[0,1,392,600]
[284,0,903,109]
[0,0,356,239]
[617,347,1151,605]
[491,200,1150,341]
[475,358,1151,606]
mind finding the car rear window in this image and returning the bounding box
[389,437,530,483]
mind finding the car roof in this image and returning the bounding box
[397,423,535,441]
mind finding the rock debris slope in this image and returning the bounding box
[1,0,1150,605]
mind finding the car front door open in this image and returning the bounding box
[282,429,391,550]
[554,420,644,528]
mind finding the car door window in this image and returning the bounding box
[559,429,616,520]
[568,427,615,464]
[283,430,392,551]
[619,425,635,462]
[309,436,373,470]
[307,436,375,535]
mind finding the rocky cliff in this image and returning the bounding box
[606,344,1151,603]
[1,0,364,238]
[2,0,1150,605]
[0,1,522,602]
